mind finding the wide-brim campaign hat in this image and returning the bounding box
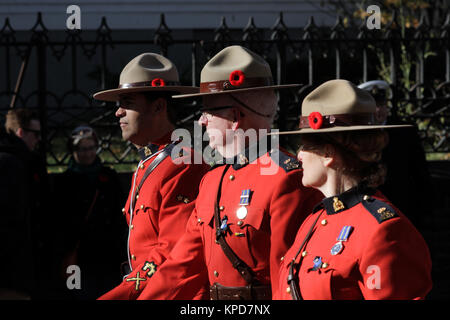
[173,45,300,99]
[274,79,411,135]
[93,53,198,102]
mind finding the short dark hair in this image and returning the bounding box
[5,108,39,134]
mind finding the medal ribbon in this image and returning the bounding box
[337,225,353,242]
[239,189,251,206]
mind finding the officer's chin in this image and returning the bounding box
[122,130,133,143]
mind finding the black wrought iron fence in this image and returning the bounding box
[1,11,449,170]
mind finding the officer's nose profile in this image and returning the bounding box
[115,106,126,118]
[198,112,208,126]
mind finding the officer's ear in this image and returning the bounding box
[231,107,241,131]
[153,97,167,114]
[322,144,336,168]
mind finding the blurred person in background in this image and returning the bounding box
[54,125,127,299]
[1,108,51,299]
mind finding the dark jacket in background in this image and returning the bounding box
[0,127,54,300]
[380,125,434,236]
[53,156,127,299]
[0,128,33,299]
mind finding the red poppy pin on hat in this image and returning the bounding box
[93,53,198,102]
[273,79,411,135]
[229,70,245,87]
[308,112,323,130]
[173,45,301,99]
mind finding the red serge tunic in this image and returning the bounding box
[98,137,209,300]
[274,185,432,300]
[137,145,322,300]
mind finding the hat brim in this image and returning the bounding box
[93,86,200,102]
[270,124,413,135]
[173,84,301,99]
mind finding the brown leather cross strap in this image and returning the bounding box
[200,77,273,93]
[129,143,176,214]
[287,209,324,300]
[135,143,175,194]
[213,164,258,285]
[299,113,376,129]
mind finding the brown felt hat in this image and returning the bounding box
[274,79,411,135]
[93,53,198,102]
[173,45,300,99]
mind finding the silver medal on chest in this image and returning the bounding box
[236,206,248,219]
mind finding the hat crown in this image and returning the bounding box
[200,45,272,83]
[302,80,376,116]
[119,53,179,85]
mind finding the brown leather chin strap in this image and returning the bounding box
[229,94,272,118]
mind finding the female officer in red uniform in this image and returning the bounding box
[273,79,432,300]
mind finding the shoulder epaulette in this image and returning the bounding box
[361,198,399,224]
[167,139,184,160]
[269,149,302,173]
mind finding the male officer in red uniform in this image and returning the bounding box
[137,46,321,300]
[93,53,210,300]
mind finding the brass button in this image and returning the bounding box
[280,256,285,261]
[219,206,224,211]
[286,287,291,293]
[121,207,125,213]
[197,218,202,223]
[140,204,144,210]
[135,194,139,199]
[229,175,235,181]
[363,195,370,201]
[321,219,327,226]
[301,251,307,257]
[322,262,329,269]
[214,271,219,277]
[139,164,144,169]
[131,254,136,261]
[237,220,243,226]
[130,224,134,230]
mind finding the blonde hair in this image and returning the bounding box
[301,130,389,188]
[5,108,39,134]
